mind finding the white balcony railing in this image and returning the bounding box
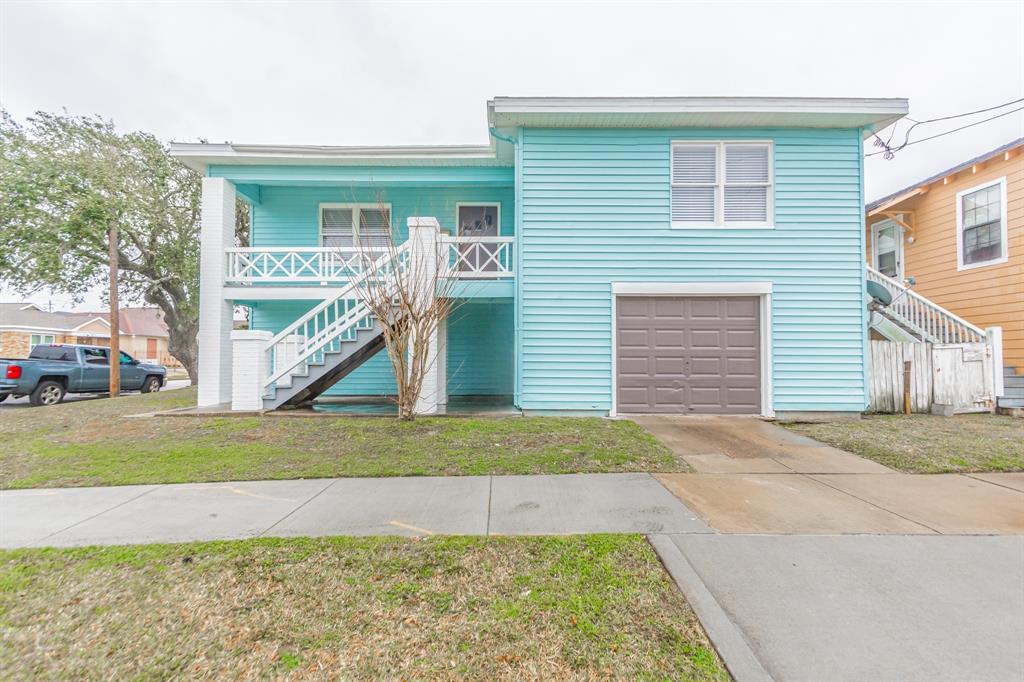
[226,236,514,285]
[441,235,514,279]
[226,247,389,284]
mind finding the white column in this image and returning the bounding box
[231,330,272,411]
[198,177,236,407]
[408,217,447,415]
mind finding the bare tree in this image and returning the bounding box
[352,204,462,420]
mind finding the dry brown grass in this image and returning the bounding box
[0,536,728,680]
[783,413,1023,473]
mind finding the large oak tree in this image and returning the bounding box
[0,110,248,382]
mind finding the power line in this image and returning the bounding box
[869,99,1024,158]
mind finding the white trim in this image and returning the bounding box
[612,281,772,295]
[956,176,1009,271]
[454,202,502,237]
[670,141,774,229]
[871,219,904,281]
[608,282,774,418]
[489,96,908,134]
[318,202,394,248]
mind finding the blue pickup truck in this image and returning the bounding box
[0,344,167,406]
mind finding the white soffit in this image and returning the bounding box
[488,97,909,134]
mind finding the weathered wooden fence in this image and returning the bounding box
[868,340,994,414]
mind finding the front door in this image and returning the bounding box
[872,221,903,280]
[457,204,499,272]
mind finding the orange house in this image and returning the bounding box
[866,138,1023,380]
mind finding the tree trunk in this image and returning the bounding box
[166,316,199,384]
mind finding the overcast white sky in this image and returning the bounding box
[2,0,1022,310]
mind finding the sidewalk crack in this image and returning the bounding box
[485,476,493,537]
[36,484,162,545]
[260,479,337,537]
[803,474,942,534]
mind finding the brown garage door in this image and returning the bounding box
[616,296,761,414]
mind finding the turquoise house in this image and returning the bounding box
[172,96,909,418]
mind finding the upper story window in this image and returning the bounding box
[671,141,773,228]
[957,177,1007,270]
[320,204,392,248]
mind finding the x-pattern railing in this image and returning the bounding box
[441,236,514,279]
[227,247,390,284]
[227,237,514,284]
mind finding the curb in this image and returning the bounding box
[648,534,774,682]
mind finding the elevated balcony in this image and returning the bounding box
[223,235,515,301]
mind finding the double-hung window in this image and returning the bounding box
[957,177,1007,270]
[319,204,392,248]
[671,141,773,228]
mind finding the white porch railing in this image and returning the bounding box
[866,265,986,344]
[441,236,515,278]
[226,247,389,284]
[226,236,514,285]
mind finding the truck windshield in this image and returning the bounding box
[28,346,77,361]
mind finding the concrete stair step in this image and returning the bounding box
[997,396,1024,408]
[1003,376,1024,387]
[1001,386,1024,397]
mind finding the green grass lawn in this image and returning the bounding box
[0,388,685,489]
[0,535,728,680]
[783,413,1024,473]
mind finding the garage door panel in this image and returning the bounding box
[690,329,723,348]
[616,295,761,414]
[726,298,759,318]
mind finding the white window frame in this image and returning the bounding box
[956,177,1008,271]
[454,203,502,236]
[871,218,904,281]
[670,140,774,229]
[318,203,394,247]
[29,333,55,347]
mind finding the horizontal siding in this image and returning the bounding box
[519,127,867,412]
[250,299,512,397]
[866,151,1024,370]
[251,185,514,247]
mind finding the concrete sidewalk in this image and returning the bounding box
[0,473,710,548]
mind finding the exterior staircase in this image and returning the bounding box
[261,245,408,410]
[999,366,1024,410]
[866,266,986,345]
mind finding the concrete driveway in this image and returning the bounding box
[0,378,190,408]
[654,534,1024,682]
[634,415,1024,535]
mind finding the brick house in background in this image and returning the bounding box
[0,303,182,367]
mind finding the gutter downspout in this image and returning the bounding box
[489,126,523,409]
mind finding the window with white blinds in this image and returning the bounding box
[319,204,392,248]
[671,142,773,227]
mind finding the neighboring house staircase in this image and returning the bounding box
[1000,367,1024,409]
[261,245,408,410]
[866,266,987,345]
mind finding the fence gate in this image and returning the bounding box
[868,340,994,414]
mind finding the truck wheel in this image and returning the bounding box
[30,381,65,407]
[0,394,7,403]
[141,376,162,393]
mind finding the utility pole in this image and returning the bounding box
[108,223,120,397]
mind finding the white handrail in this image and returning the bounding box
[866,265,985,344]
[263,244,410,388]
